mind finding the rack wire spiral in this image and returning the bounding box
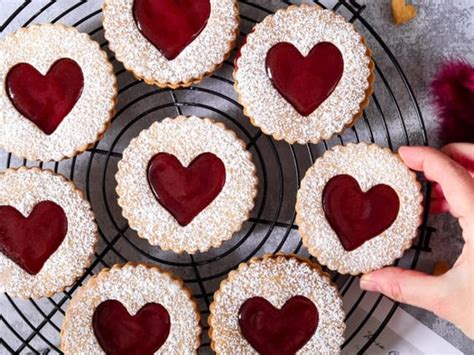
[0,0,435,354]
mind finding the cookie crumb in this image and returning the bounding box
[432,261,449,276]
[391,0,417,25]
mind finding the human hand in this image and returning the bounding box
[359,143,474,339]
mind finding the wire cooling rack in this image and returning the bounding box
[0,0,435,354]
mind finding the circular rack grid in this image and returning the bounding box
[0,1,435,354]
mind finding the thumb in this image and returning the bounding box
[360,267,445,312]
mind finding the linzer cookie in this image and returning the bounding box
[0,24,117,161]
[103,0,239,88]
[296,143,423,275]
[234,4,374,144]
[116,116,258,253]
[209,254,345,354]
[61,263,201,354]
[0,168,97,298]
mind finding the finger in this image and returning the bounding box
[398,146,474,219]
[430,181,448,214]
[442,143,474,174]
[360,267,446,312]
[430,198,450,214]
[431,182,445,199]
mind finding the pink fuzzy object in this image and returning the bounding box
[431,59,474,143]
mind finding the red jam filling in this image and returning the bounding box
[265,42,344,116]
[6,58,84,135]
[147,152,226,226]
[0,201,68,275]
[93,300,170,355]
[238,296,319,355]
[322,174,400,251]
[234,30,252,70]
[133,0,211,60]
[234,37,246,70]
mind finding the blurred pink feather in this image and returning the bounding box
[431,59,474,143]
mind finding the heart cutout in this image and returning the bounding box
[265,42,344,116]
[93,300,170,355]
[0,201,68,275]
[322,174,400,251]
[6,58,84,135]
[147,152,226,226]
[391,0,417,25]
[238,296,319,355]
[133,0,211,60]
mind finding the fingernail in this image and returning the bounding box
[397,146,407,154]
[398,146,414,160]
[360,275,380,292]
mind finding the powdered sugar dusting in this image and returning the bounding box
[235,4,371,144]
[296,143,423,274]
[103,0,239,87]
[209,255,345,354]
[61,263,201,354]
[0,168,97,298]
[0,24,117,161]
[116,116,258,253]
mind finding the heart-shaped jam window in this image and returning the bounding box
[0,201,68,275]
[265,42,344,116]
[147,152,226,226]
[238,296,319,355]
[6,58,84,135]
[93,300,170,355]
[133,0,211,60]
[322,174,400,251]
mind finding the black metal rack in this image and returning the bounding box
[0,1,434,354]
